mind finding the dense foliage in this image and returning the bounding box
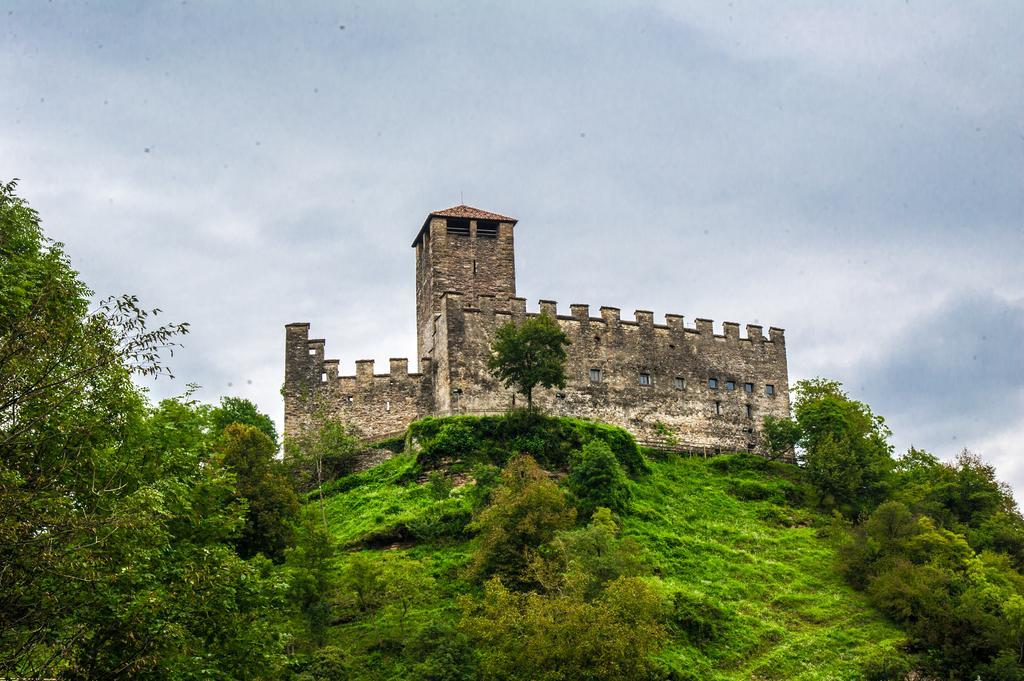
[212,395,280,446]
[487,312,570,409]
[0,182,320,677]
[769,378,1024,678]
[567,439,632,517]
[410,410,648,475]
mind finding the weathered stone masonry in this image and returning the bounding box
[284,205,791,452]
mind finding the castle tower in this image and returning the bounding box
[412,205,518,363]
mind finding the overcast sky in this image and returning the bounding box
[4,2,1022,499]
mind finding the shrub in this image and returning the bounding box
[420,421,478,467]
[427,471,453,500]
[468,455,576,583]
[409,414,648,476]
[568,440,632,517]
[669,589,732,646]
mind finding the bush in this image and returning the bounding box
[568,440,632,517]
[669,589,732,646]
[427,471,454,500]
[420,421,478,467]
[409,413,648,476]
[468,455,576,583]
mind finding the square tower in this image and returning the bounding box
[412,205,518,362]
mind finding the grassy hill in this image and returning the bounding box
[307,416,910,680]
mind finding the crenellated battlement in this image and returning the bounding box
[285,203,791,454]
[438,292,784,345]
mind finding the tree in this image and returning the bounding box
[460,575,669,681]
[217,423,300,561]
[487,313,570,409]
[761,414,801,460]
[287,510,338,649]
[791,379,894,517]
[0,180,284,678]
[211,395,279,446]
[528,508,646,599]
[468,454,576,583]
[568,440,632,517]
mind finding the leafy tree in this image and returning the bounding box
[761,414,801,460]
[791,379,894,517]
[378,555,437,637]
[487,312,570,409]
[836,499,1024,678]
[528,507,646,598]
[217,423,300,562]
[211,395,279,446]
[568,440,632,517]
[0,181,283,678]
[468,454,576,583]
[286,417,362,492]
[461,575,669,681]
[342,553,386,613]
[287,510,338,649]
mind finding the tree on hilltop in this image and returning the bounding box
[487,313,570,410]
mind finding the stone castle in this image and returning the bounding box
[284,205,791,453]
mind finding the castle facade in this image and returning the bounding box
[284,205,791,453]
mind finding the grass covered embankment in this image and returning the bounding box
[304,414,909,680]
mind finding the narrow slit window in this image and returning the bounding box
[708,378,718,389]
[674,377,685,390]
[725,380,735,391]
[385,400,391,412]
[746,404,753,419]
[744,382,754,393]
[714,400,722,415]
[589,368,601,383]
[472,260,477,275]
[321,372,327,383]
[765,384,775,396]
[639,372,651,386]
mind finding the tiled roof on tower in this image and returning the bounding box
[413,204,517,246]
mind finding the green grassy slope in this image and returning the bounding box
[315,444,909,680]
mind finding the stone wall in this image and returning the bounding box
[431,294,791,453]
[415,217,516,362]
[283,323,435,441]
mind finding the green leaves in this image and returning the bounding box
[487,312,571,408]
[568,440,632,518]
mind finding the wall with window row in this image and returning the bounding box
[435,292,791,452]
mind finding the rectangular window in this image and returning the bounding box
[476,220,499,238]
[765,384,775,396]
[321,372,327,383]
[674,377,685,390]
[589,368,601,383]
[746,404,753,419]
[708,378,718,389]
[714,400,721,415]
[446,218,470,235]
[725,380,735,391]
[639,372,651,386]
[744,382,754,393]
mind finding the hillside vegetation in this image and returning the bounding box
[304,416,910,680]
